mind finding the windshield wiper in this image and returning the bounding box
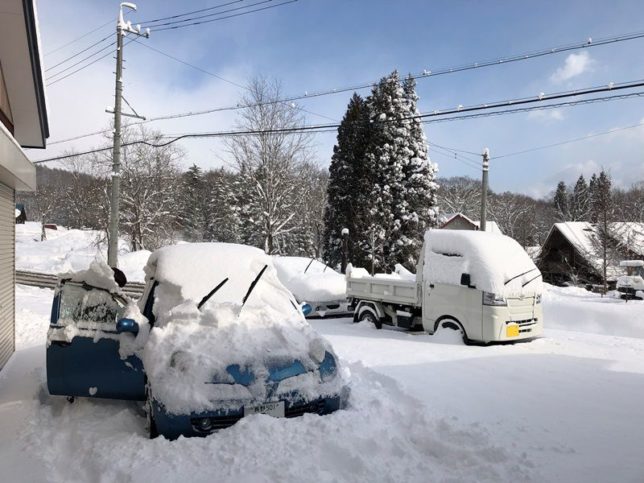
[522,273,542,288]
[242,264,268,307]
[504,268,538,285]
[197,278,229,310]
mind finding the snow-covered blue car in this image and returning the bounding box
[47,244,349,439]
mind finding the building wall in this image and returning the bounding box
[0,181,15,369]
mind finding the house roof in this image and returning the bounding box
[0,0,48,148]
[440,212,503,234]
[543,221,644,277]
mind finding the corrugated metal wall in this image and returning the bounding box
[0,182,15,369]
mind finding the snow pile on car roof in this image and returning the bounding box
[273,256,346,302]
[63,258,121,293]
[424,229,542,297]
[141,243,346,414]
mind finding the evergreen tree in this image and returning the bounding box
[180,164,206,241]
[553,180,569,221]
[362,70,438,271]
[588,173,599,223]
[323,93,371,269]
[203,168,240,243]
[363,71,408,270]
[569,174,589,221]
[398,75,439,268]
[591,170,613,292]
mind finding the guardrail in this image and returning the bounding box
[15,270,146,299]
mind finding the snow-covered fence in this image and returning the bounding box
[15,270,145,299]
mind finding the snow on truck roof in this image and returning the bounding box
[425,229,542,296]
[144,243,291,305]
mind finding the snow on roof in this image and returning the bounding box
[552,222,644,275]
[272,256,346,302]
[440,213,503,234]
[424,229,541,296]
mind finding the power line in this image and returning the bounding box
[429,148,480,172]
[47,38,136,87]
[44,25,644,141]
[46,40,117,81]
[33,125,339,164]
[151,0,299,32]
[494,120,644,159]
[32,90,644,165]
[131,39,338,122]
[148,28,643,106]
[133,39,245,88]
[418,90,644,124]
[44,19,113,56]
[143,0,272,29]
[46,77,644,143]
[45,34,113,73]
[138,0,244,26]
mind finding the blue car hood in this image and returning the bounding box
[224,359,308,386]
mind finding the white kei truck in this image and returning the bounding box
[346,229,544,344]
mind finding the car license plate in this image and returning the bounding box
[244,401,285,418]
[506,324,520,337]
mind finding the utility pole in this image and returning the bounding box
[107,2,149,268]
[479,148,490,233]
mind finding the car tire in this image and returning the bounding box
[435,318,468,344]
[359,310,382,330]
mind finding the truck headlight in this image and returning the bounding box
[482,292,507,306]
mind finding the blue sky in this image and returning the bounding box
[34,0,644,196]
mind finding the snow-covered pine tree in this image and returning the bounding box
[362,71,438,271]
[203,168,240,243]
[569,174,589,221]
[323,93,371,269]
[363,71,408,271]
[553,181,569,221]
[398,75,438,268]
[180,164,206,241]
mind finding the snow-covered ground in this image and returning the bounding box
[1,282,643,482]
[15,222,149,282]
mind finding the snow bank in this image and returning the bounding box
[424,229,542,297]
[543,283,644,338]
[142,244,345,414]
[15,222,147,282]
[273,256,346,302]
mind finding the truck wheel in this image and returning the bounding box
[434,318,467,344]
[359,310,382,330]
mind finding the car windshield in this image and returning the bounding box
[59,282,125,324]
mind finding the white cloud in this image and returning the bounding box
[550,51,593,83]
[527,109,564,122]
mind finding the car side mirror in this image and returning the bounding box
[116,318,139,335]
[301,303,313,317]
[460,273,472,287]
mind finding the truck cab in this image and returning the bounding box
[347,229,544,344]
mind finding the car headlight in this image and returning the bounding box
[482,292,507,306]
[319,351,338,382]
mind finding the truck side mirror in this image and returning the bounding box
[460,273,472,287]
[116,318,139,335]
